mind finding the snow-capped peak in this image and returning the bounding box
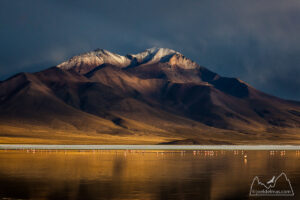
[57,47,199,74]
[127,47,199,69]
[127,47,180,65]
[57,49,131,74]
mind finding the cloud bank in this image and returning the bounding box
[0,0,300,100]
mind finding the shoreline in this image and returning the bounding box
[0,144,300,150]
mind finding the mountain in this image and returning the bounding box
[1,47,300,144]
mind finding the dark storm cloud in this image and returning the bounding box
[0,0,300,100]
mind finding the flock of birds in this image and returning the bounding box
[1,149,299,158]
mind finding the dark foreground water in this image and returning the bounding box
[0,150,299,200]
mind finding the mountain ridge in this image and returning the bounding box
[57,47,201,73]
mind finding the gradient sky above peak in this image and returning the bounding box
[0,0,300,100]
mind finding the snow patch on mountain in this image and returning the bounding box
[57,47,200,73]
[127,47,178,65]
[57,49,131,71]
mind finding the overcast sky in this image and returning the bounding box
[1,0,300,100]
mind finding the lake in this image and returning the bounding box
[0,149,299,199]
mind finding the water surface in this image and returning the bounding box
[0,150,299,199]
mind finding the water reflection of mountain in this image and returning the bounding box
[0,150,299,199]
